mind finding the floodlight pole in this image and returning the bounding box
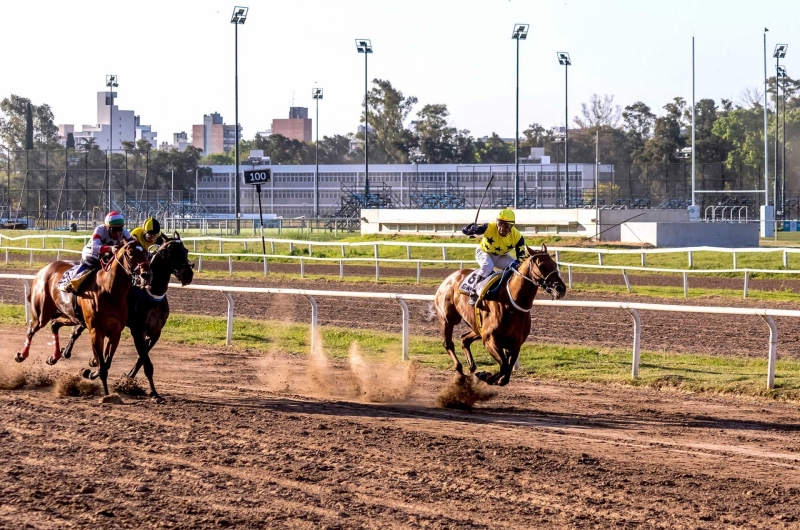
[234,20,241,234]
[763,30,769,207]
[514,35,520,209]
[775,53,780,213]
[314,89,321,217]
[684,35,697,206]
[364,49,370,197]
[783,71,787,211]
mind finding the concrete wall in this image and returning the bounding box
[621,222,760,248]
[361,208,597,237]
[598,209,689,242]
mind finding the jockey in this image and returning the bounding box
[59,211,133,293]
[461,208,526,305]
[130,217,164,251]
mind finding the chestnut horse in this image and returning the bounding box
[434,244,566,386]
[58,233,194,400]
[15,241,152,395]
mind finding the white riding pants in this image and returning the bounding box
[475,248,515,289]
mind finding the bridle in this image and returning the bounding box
[507,252,562,310]
[150,239,193,280]
[109,244,149,286]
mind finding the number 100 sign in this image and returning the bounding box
[243,169,271,185]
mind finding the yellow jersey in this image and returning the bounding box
[130,226,162,250]
[479,222,523,256]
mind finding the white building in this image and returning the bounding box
[172,132,191,152]
[58,91,157,150]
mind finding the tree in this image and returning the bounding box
[253,133,312,164]
[574,94,621,129]
[317,134,357,164]
[639,97,687,163]
[199,152,235,165]
[120,140,136,151]
[519,122,553,152]
[683,98,729,163]
[712,106,766,170]
[0,94,60,150]
[24,102,34,150]
[80,137,99,150]
[359,79,417,163]
[622,101,655,162]
[475,133,513,164]
[66,132,75,149]
[136,138,153,151]
[415,104,458,163]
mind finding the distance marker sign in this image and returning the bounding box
[243,168,271,185]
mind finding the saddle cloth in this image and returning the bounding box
[458,270,502,299]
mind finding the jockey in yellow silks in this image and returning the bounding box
[461,208,526,305]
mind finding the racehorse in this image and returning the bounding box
[434,244,566,386]
[58,233,194,400]
[15,241,153,395]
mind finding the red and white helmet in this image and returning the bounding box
[104,211,125,228]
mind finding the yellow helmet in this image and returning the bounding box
[497,208,515,223]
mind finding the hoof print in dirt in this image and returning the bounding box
[99,394,124,405]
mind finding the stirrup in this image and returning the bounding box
[468,293,478,306]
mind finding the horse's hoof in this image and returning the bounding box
[45,356,58,366]
[89,371,100,381]
[61,347,71,359]
[81,369,92,379]
[89,358,98,368]
[474,371,491,382]
[14,352,25,363]
[151,393,165,404]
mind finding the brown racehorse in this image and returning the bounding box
[15,241,153,395]
[58,233,194,400]
[434,244,566,386]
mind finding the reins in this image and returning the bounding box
[506,253,560,310]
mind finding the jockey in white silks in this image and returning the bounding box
[461,208,526,306]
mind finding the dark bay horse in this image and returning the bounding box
[59,232,194,400]
[16,241,152,395]
[434,244,566,386]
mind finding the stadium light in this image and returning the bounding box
[556,52,571,207]
[312,87,323,217]
[356,39,373,196]
[778,65,788,214]
[105,75,118,210]
[231,6,248,234]
[511,24,529,209]
[773,44,787,211]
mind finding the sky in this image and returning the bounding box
[1,0,799,145]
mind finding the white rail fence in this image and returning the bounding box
[4,245,800,298]
[1,273,798,390]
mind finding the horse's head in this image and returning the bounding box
[152,231,195,286]
[117,240,153,288]
[521,244,566,299]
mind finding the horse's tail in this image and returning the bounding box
[422,302,437,322]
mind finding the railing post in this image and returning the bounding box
[442,247,447,261]
[783,249,789,268]
[61,238,64,249]
[375,259,380,282]
[416,261,421,284]
[406,245,411,260]
[688,251,693,268]
[219,240,223,254]
[396,296,410,361]
[339,260,344,279]
[29,250,33,266]
[597,252,603,266]
[340,244,345,258]
[641,253,646,267]
[554,250,560,272]
[263,256,268,276]
[732,252,737,269]
[305,294,319,353]
[300,258,305,278]
[289,242,294,254]
[243,240,248,252]
[567,265,573,289]
[622,269,632,293]
[56,250,60,261]
[224,291,234,346]
[271,241,275,254]
[683,272,688,298]
[23,280,31,325]
[41,237,45,249]
[374,244,379,260]
[228,255,233,276]
[743,271,749,299]
[308,243,312,257]
[625,307,642,379]
[5,248,8,264]
[193,240,197,252]
[761,314,777,389]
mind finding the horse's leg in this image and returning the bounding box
[97,331,123,396]
[61,325,85,360]
[441,315,463,374]
[459,330,481,374]
[496,347,520,387]
[476,337,507,385]
[131,329,161,399]
[15,320,45,363]
[45,322,65,366]
[83,328,106,388]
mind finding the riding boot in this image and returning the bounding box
[468,275,484,306]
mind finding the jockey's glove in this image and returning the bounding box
[462,223,478,236]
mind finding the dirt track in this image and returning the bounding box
[3,334,800,529]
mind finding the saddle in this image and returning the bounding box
[457,267,515,303]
